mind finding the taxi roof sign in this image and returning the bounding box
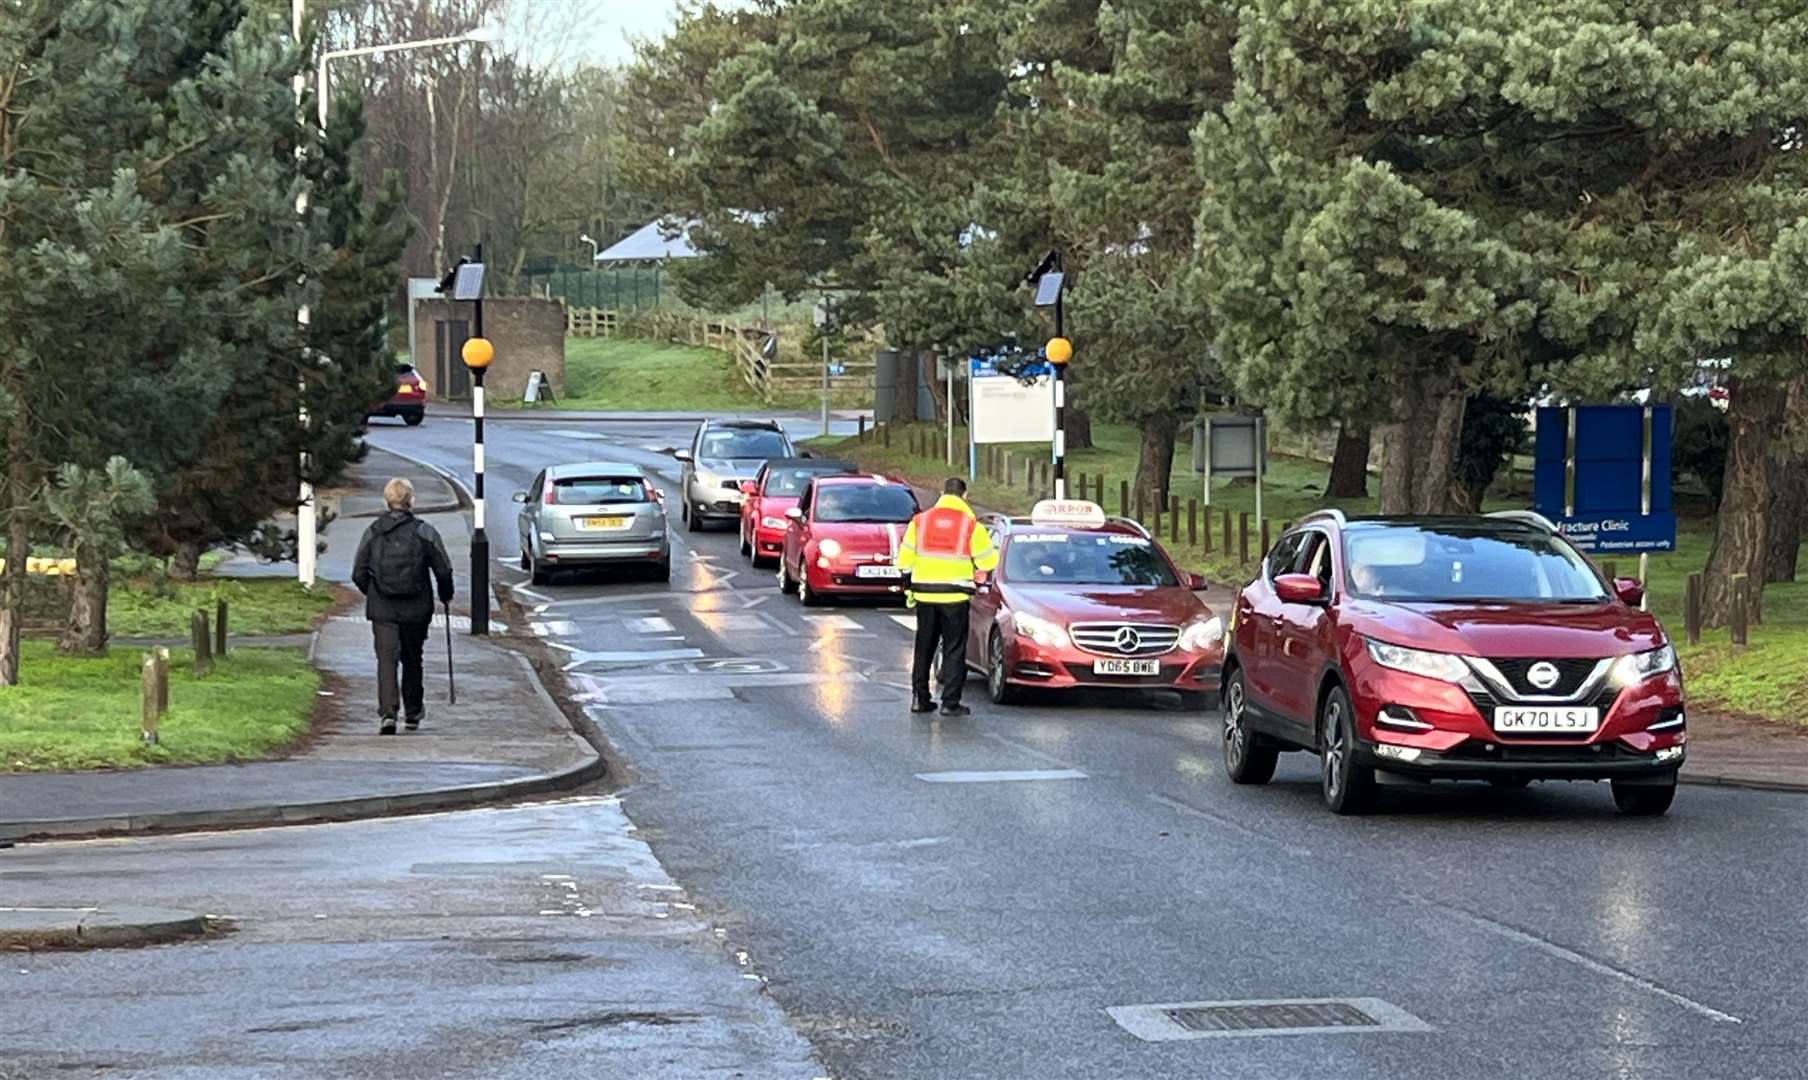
[1030,499,1106,528]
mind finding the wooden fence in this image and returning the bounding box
[562,303,875,404]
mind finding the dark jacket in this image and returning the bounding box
[352,511,455,625]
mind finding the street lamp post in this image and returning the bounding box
[579,234,599,264]
[289,1,499,587]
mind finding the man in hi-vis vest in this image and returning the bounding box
[897,478,998,716]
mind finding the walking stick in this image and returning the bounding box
[443,601,457,705]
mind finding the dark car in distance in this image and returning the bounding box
[1221,510,1685,816]
[368,363,428,426]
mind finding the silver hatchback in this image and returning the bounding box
[514,462,671,585]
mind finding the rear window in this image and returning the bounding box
[701,427,789,459]
[765,467,840,496]
[551,476,646,505]
[1342,523,1608,603]
[814,483,918,523]
[1004,533,1178,586]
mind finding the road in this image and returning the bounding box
[342,414,1808,1080]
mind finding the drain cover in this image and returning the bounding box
[1108,998,1429,1042]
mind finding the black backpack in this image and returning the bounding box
[373,519,427,599]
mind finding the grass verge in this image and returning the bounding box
[0,641,319,771]
[108,577,337,638]
[1679,626,1808,725]
[489,336,864,414]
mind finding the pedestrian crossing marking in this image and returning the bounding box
[628,616,674,634]
[890,614,916,630]
[803,614,862,631]
[530,620,577,637]
[915,769,1088,784]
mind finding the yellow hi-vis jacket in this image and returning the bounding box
[898,494,998,604]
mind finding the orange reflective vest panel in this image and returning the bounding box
[916,506,976,558]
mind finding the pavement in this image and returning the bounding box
[0,446,601,843]
[0,906,208,949]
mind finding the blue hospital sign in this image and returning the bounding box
[1533,405,1677,553]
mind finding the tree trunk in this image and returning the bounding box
[920,350,947,426]
[1134,411,1181,509]
[169,541,203,582]
[895,349,919,423]
[1703,381,1785,626]
[0,433,29,686]
[1418,388,1468,514]
[1764,379,1807,584]
[57,546,108,656]
[1377,383,1425,514]
[1064,406,1093,452]
[1325,422,1371,498]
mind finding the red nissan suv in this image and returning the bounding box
[1221,511,1685,816]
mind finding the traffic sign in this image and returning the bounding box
[1534,405,1676,553]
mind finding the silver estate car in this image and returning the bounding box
[675,419,794,531]
[514,462,671,585]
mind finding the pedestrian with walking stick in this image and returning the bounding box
[898,478,998,717]
[352,478,456,735]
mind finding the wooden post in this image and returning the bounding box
[1750,576,1763,626]
[215,598,228,659]
[1120,479,1130,518]
[1221,509,1231,556]
[1028,460,1037,498]
[1152,495,1162,536]
[156,647,170,715]
[1603,559,1617,581]
[858,415,867,441]
[1004,453,1014,488]
[141,653,161,745]
[192,612,213,678]
[1135,485,1146,524]
[1170,496,1180,543]
[1261,518,1271,558]
[1730,574,1749,647]
[1188,499,1198,547]
[882,421,891,448]
[1238,512,1250,564]
[1685,572,1702,646]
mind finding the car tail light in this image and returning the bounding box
[543,478,557,505]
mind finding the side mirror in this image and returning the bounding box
[785,507,805,522]
[1613,577,1645,608]
[1274,573,1326,605]
[1185,572,1208,591]
[739,481,759,497]
[511,491,528,503]
[674,451,693,465]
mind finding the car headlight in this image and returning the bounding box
[761,515,786,529]
[1012,611,1068,648]
[695,469,720,489]
[1365,638,1470,683]
[1610,644,1677,688]
[1179,616,1224,652]
[817,538,843,559]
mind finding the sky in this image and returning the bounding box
[511,0,686,67]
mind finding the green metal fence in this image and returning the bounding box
[522,266,665,310]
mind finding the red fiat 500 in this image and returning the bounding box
[739,457,855,568]
[1221,510,1685,815]
[779,475,919,605]
[968,501,1224,707]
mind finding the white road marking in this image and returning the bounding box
[1416,898,1742,1024]
[430,613,508,634]
[561,646,706,670]
[890,614,917,630]
[627,616,674,634]
[530,620,577,637]
[803,614,862,631]
[578,671,866,705]
[511,585,553,604]
[914,769,1088,784]
[540,429,609,440]
[706,612,772,633]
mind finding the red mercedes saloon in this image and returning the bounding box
[1222,511,1685,815]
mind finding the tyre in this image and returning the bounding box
[1611,776,1676,816]
[1221,666,1278,785]
[797,570,823,607]
[740,526,753,559]
[686,501,702,533]
[518,549,530,572]
[529,556,552,587]
[650,558,672,583]
[779,558,798,595]
[403,411,424,427]
[987,629,1018,705]
[1319,683,1375,814]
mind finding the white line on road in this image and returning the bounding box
[530,620,577,637]
[890,614,916,630]
[1415,897,1742,1024]
[803,614,863,631]
[628,616,674,634]
[914,769,1088,784]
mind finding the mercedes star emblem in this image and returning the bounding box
[1113,626,1142,654]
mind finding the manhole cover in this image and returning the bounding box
[1107,998,1429,1042]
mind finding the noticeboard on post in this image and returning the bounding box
[1192,414,1267,478]
[1533,404,1676,553]
[969,358,1054,445]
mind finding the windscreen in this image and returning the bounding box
[765,467,841,497]
[701,428,789,459]
[1342,524,1608,602]
[1004,533,1178,586]
[814,484,918,523]
[551,476,646,506]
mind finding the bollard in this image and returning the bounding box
[1152,495,1162,536]
[1135,486,1146,525]
[141,653,161,745]
[1731,574,1749,647]
[156,647,170,714]
[1239,512,1250,564]
[1119,479,1130,518]
[1027,459,1037,497]
[1004,453,1014,488]
[192,611,213,678]
[1603,559,1617,581]
[215,598,228,659]
[1221,509,1232,557]
[1750,576,1763,626]
[1170,496,1180,543]
[882,421,891,448]
[858,415,867,441]
[1188,499,1198,547]
[1261,518,1271,558]
[1685,572,1703,645]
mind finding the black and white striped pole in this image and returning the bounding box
[450,248,492,636]
[1029,249,1070,500]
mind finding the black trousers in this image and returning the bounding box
[912,600,970,706]
[374,620,430,721]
